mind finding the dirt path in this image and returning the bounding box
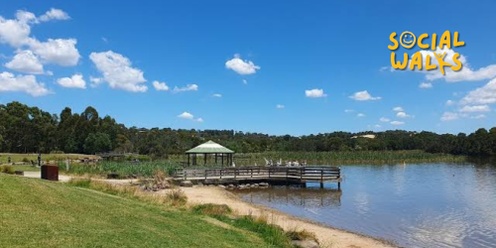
[22,171,73,182]
[176,186,396,248]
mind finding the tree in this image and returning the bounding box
[83,132,111,154]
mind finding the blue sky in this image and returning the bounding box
[1,1,495,136]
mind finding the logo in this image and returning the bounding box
[388,30,465,75]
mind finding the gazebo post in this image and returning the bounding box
[215,153,218,164]
[204,153,207,165]
[221,154,224,167]
[187,154,190,166]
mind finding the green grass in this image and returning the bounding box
[192,204,295,248]
[10,165,41,172]
[0,174,279,248]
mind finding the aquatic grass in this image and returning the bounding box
[61,161,180,178]
[230,150,466,166]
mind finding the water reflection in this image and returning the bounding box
[237,186,342,208]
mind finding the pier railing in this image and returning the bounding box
[173,166,341,183]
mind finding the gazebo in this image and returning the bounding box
[185,140,234,167]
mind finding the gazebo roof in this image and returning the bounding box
[185,140,234,154]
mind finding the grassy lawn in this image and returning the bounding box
[9,165,40,172]
[0,174,271,248]
[0,153,98,164]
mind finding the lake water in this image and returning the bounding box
[234,163,496,248]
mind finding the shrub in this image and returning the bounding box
[192,204,232,216]
[165,189,187,206]
[0,165,15,174]
[286,229,318,242]
[22,157,30,163]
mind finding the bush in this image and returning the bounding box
[192,204,232,216]
[22,157,30,163]
[286,229,318,242]
[165,189,187,206]
[0,165,15,174]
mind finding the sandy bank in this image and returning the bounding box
[178,186,396,248]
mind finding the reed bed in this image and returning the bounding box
[232,150,466,166]
[61,161,179,178]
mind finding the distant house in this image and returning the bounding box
[351,134,376,139]
[185,140,234,167]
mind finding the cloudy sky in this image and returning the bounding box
[1,1,495,135]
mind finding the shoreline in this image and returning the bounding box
[176,186,397,248]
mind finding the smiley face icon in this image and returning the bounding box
[400,31,416,49]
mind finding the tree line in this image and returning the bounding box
[1,101,495,157]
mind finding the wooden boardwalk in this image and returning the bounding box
[173,166,341,189]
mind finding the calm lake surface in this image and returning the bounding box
[235,163,496,248]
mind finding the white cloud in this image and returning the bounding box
[152,81,169,91]
[29,38,80,66]
[393,106,404,112]
[446,100,455,106]
[225,54,260,75]
[177,112,203,122]
[212,93,222,98]
[403,46,496,83]
[39,8,70,22]
[396,111,411,118]
[0,13,32,46]
[242,79,248,84]
[419,82,432,89]
[305,88,327,98]
[89,76,103,87]
[460,78,496,105]
[89,50,147,92]
[276,104,285,109]
[374,124,382,128]
[357,113,365,117]
[379,117,390,122]
[441,112,459,121]
[459,105,491,113]
[178,112,193,119]
[0,9,79,66]
[15,10,37,24]
[344,109,355,113]
[0,71,50,96]
[172,83,198,93]
[349,90,381,101]
[425,53,496,82]
[4,50,43,74]
[390,120,405,125]
[57,74,86,89]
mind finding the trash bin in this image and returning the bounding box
[41,165,58,181]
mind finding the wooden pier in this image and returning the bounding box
[173,166,341,189]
